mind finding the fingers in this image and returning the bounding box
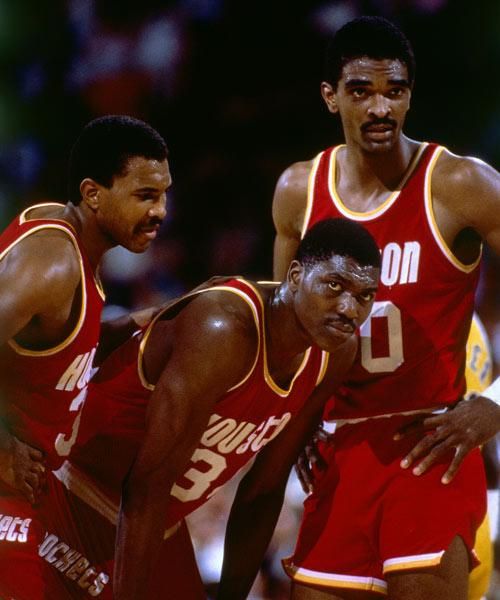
[294,457,313,494]
[28,446,45,463]
[393,419,425,440]
[315,426,333,444]
[399,423,468,484]
[305,443,326,471]
[440,446,466,484]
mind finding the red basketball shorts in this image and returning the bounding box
[40,463,205,599]
[284,414,487,596]
[0,482,46,600]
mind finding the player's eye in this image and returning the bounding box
[352,88,366,98]
[328,282,342,292]
[359,292,374,302]
[388,87,404,98]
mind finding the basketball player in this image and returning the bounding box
[224,16,500,600]
[0,115,170,600]
[292,312,496,600]
[40,218,380,599]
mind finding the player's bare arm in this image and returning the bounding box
[218,337,357,600]
[400,153,500,482]
[272,161,311,280]
[0,231,81,502]
[113,291,258,600]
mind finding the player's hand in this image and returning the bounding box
[0,434,46,504]
[295,425,332,494]
[395,396,500,484]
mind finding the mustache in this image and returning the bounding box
[361,118,397,131]
[326,315,356,332]
[142,217,163,228]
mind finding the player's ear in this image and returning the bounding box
[80,179,101,211]
[321,82,339,114]
[288,260,304,291]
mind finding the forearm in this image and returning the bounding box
[114,480,170,599]
[217,481,288,600]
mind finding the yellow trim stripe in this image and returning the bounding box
[315,351,330,386]
[20,203,105,299]
[424,146,481,273]
[383,551,444,573]
[4,225,88,357]
[163,522,182,540]
[300,152,323,239]
[283,559,387,595]
[264,346,312,397]
[137,281,261,392]
[19,202,66,224]
[329,143,428,221]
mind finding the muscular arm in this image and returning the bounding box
[113,292,256,599]
[272,161,312,280]
[0,233,80,500]
[217,337,357,600]
[401,155,500,480]
[0,233,80,347]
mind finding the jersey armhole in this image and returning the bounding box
[6,224,88,357]
[424,146,482,273]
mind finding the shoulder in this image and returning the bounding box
[433,149,499,205]
[0,227,82,298]
[272,159,314,235]
[173,288,259,358]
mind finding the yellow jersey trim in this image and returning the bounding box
[19,202,67,224]
[329,143,428,221]
[383,551,444,573]
[424,146,481,273]
[282,558,387,595]
[315,351,330,386]
[137,282,261,392]
[4,225,88,357]
[300,153,323,239]
[19,203,105,300]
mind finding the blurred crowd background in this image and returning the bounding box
[1,0,499,598]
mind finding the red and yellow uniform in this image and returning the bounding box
[0,203,105,600]
[42,279,329,598]
[284,145,487,595]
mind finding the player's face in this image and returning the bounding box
[321,58,411,153]
[290,255,379,352]
[96,156,171,252]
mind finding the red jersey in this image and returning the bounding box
[65,278,329,526]
[303,143,479,419]
[0,203,105,470]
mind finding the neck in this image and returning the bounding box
[62,203,115,270]
[264,285,310,370]
[342,134,419,190]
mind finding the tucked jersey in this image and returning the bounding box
[303,143,480,419]
[65,278,329,527]
[0,203,105,470]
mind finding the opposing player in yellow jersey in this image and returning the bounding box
[466,313,496,600]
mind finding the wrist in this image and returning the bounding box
[0,423,13,452]
[481,377,500,407]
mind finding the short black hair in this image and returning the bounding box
[68,115,168,205]
[324,16,415,89]
[296,218,381,269]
